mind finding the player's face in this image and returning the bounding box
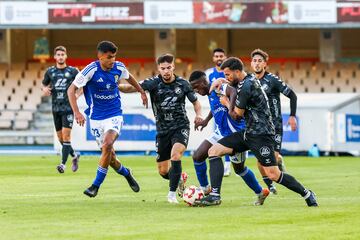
[98,51,116,70]
[158,62,175,81]
[54,50,67,65]
[251,55,267,74]
[223,68,240,86]
[190,77,209,96]
[213,51,226,67]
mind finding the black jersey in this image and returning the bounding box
[42,66,79,112]
[259,72,292,131]
[140,74,198,135]
[235,74,275,135]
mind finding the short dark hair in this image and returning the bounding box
[97,41,118,54]
[189,70,206,82]
[54,46,66,55]
[220,57,244,71]
[251,48,269,62]
[213,48,226,55]
[157,53,174,65]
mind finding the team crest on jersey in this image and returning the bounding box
[260,146,271,157]
[262,84,269,91]
[274,134,281,143]
[106,84,111,90]
[175,87,182,95]
[65,72,71,78]
[114,75,119,82]
[273,99,277,104]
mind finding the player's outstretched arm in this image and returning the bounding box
[192,100,203,127]
[286,90,298,131]
[195,110,212,131]
[126,73,148,108]
[67,83,85,127]
[118,84,137,93]
[209,78,228,93]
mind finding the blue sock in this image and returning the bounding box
[92,166,108,187]
[238,167,262,194]
[117,165,130,177]
[224,155,231,162]
[193,160,209,187]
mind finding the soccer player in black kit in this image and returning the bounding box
[42,46,80,173]
[251,48,298,194]
[196,57,317,207]
[119,54,202,203]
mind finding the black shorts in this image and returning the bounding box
[218,130,277,167]
[53,111,74,131]
[274,129,283,152]
[156,127,190,162]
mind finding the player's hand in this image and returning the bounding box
[140,91,148,108]
[75,111,85,127]
[194,118,207,131]
[42,86,52,96]
[220,95,230,108]
[209,78,228,93]
[288,116,297,131]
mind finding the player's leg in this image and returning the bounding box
[258,161,277,194]
[192,139,212,194]
[250,135,318,207]
[53,112,66,173]
[61,126,80,172]
[109,148,140,192]
[231,152,269,205]
[224,155,231,177]
[274,131,286,172]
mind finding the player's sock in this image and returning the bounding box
[92,166,108,187]
[61,142,72,165]
[116,164,130,177]
[69,145,76,158]
[193,160,209,188]
[235,166,262,194]
[209,156,224,195]
[224,155,231,163]
[276,172,309,197]
[263,176,273,189]
[169,160,182,192]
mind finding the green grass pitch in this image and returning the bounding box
[0,155,359,240]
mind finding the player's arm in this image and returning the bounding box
[185,81,203,127]
[41,69,52,96]
[219,84,239,120]
[233,84,250,119]
[118,83,137,93]
[209,77,229,93]
[195,110,212,131]
[275,76,298,131]
[125,73,148,108]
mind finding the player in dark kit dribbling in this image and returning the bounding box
[42,46,80,174]
[196,57,318,207]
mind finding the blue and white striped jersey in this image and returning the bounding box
[73,61,129,120]
[205,67,245,136]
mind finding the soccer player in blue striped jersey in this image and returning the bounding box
[67,41,148,197]
[190,70,270,206]
[204,48,233,176]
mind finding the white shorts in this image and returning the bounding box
[89,116,123,148]
[207,128,248,163]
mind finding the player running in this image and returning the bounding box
[67,41,148,197]
[119,54,202,204]
[42,46,80,174]
[189,70,269,206]
[251,48,298,194]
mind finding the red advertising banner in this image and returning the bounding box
[48,2,144,24]
[193,1,288,24]
[337,1,360,22]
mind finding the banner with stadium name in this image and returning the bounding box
[48,2,144,24]
[193,1,288,24]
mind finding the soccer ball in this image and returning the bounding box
[183,185,204,206]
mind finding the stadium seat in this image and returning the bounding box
[0,110,15,120]
[6,101,22,110]
[13,120,29,130]
[0,120,12,129]
[16,111,33,121]
[22,100,38,111]
[4,78,19,89]
[24,70,39,80]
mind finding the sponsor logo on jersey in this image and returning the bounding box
[274,134,281,143]
[94,93,118,100]
[260,146,271,157]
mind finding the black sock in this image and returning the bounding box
[69,145,75,157]
[169,161,182,192]
[61,142,72,165]
[276,172,308,197]
[160,172,170,180]
[263,176,273,188]
[209,156,224,195]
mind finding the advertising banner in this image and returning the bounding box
[48,2,144,24]
[0,1,48,25]
[282,114,299,143]
[345,114,360,142]
[288,0,337,23]
[337,1,360,22]
[144,1,193,24]
[193,1,288,24]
